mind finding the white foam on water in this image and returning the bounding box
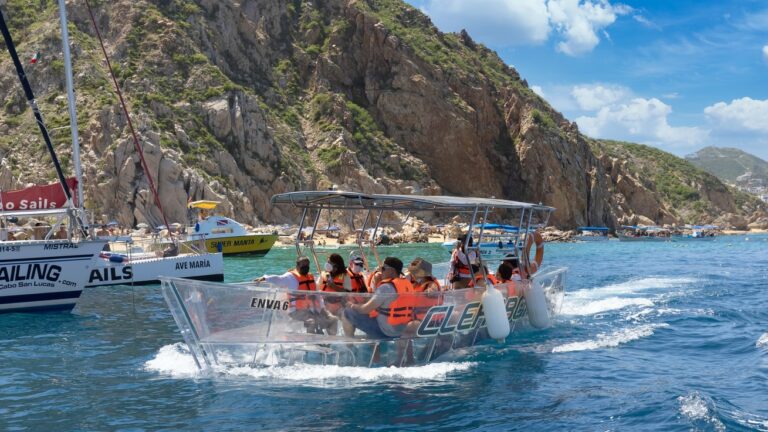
[552,323,668,353]
[561,297,654,316]
[225,361,476,383]
[561,277,697,317]
[570,277,698,299]
[144,343,202,378]
[757,333,768,348]
[677,392,725,432]
[144,343,476,382]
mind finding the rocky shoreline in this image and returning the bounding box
[266,224,767,247]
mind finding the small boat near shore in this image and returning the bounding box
[574,226,610,241]
[441,223,522,260]
[161,191,567,370]
[672,225,719,242]
[618,225,671,242]
[185,201,277,256]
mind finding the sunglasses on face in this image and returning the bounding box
[381,264,394,272]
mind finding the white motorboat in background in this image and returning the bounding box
[185,200,277,256]
[574,226,610,241]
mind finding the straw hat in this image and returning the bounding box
[407,258,432,278]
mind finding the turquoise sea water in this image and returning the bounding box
[2,236,767,431]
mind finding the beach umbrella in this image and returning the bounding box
[106,221,119,226]
[136,222,149,228]
[170,222,182,228]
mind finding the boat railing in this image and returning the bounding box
[160,265,567,369]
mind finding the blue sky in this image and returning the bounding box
[405,0,768,160]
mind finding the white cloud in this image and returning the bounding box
[421,0,550,46]
[704,97,768,133]
[571,84,631,111]
[548,0,630,55]
[419,0,631,56]
[763,45,768,62]
[576,97,709,148]
[531,85,546,97]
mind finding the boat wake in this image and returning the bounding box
[677,392,726,431]
[757,333,768,348]
[552,323,668,353]
[562,276,697,317]
[145,343,476,383]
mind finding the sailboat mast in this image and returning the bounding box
[0,7,75,206]
[57,0,85,211]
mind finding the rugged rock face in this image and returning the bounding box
[0,0,763,228]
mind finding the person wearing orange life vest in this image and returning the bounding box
[405,258,442,320]
[347,254,367,293]
[342,257,412,339]
[469,265,499,288]
[319,253,352,315]
[398,258,443,365]
[495,262,520,297]
[449,234,477,289]
[253,256,338,335]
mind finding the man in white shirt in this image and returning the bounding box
[254,257,338,334]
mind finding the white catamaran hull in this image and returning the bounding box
[87,252,224,287]
[0,240,107,312]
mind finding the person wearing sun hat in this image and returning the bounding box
[405,258,442,320]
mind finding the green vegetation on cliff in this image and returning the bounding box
[686,146,768,184]
[593,140,764,223]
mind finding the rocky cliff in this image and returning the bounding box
[686,146,768,185]
[0,0,764,228]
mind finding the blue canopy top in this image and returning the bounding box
[577,226,609,231]
[621,225,666,231]
[479,223,519,232]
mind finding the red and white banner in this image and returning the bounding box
[0,178,77,211]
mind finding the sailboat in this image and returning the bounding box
[50,1,224,287]
[0,6,106,312]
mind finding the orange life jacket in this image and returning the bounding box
[411,276,442,320]
[365,270,381,293]
[347,268,366,293]
[289,269,317,310]
[320,272,347,305]
[469,273,499,287]
[320,273,346,293]
[370,277,414,326]
[451,249,471,276]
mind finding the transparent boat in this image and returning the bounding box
[161,191,568,370]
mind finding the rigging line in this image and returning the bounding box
[0,6,87,237]
[84,0,174,242]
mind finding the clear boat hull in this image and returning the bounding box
[161,267,567,369]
